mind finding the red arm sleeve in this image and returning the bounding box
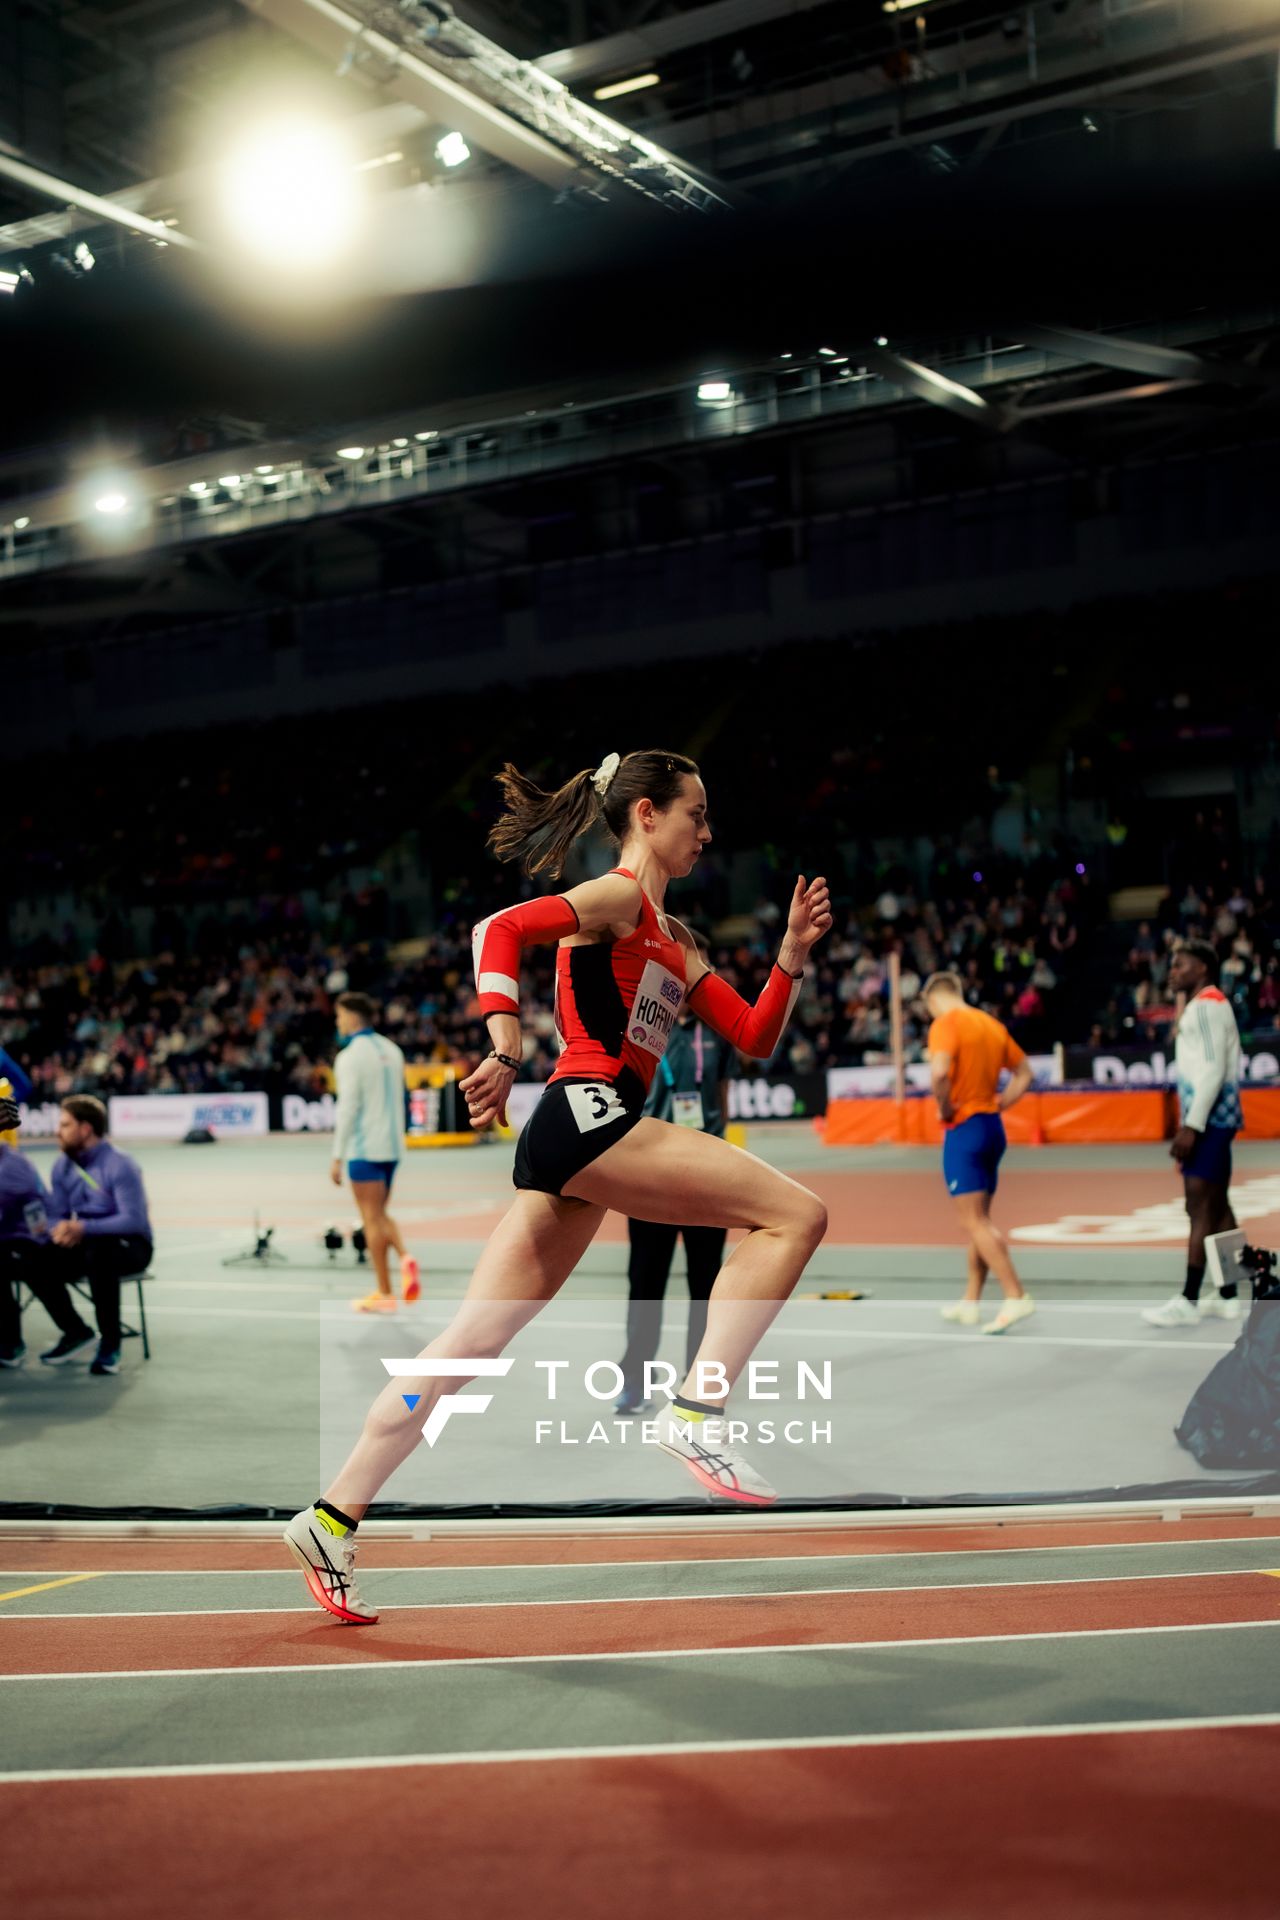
[687,963,804,1060]
[471,897,580,1017]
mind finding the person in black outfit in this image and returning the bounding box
[615,1010,738,1415]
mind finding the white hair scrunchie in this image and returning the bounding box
[591,751,621,797]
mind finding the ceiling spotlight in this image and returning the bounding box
[337,446,366,459]
[593,72,661,101]
[218,474,242,488]
[413,430,437,442]
[0,266,33,296]
[219,121,362,270]
[13,516,30,530]
[875,335,889,346]
[188,481,209,495]
[1082,114,1098,133]
[392,437,409,447]
[435,131,470,169]
[94,492,128,515]
[73,241,95,273]
[697,380,733,404]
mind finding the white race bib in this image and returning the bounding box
[564,1082,629,1135]
[627,960,685,1060]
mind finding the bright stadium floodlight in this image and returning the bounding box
[13,516,29,530]
[435,132,471,169]
[218,474,242,488]
[219,121,362,270]
[697,380,733,403]
[189,481,209,494]
[94,491,128,515]
[337,445,365,459]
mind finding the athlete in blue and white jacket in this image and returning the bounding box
[1143,939,1243,1330]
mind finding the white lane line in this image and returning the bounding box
[3,1711,1279,1786]
[2,1563,1277,1620]
[3,1616,1278,1683]
[106,1301,1237,1352]
[2,1534,1277,1577]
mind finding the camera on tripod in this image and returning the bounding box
[1206,1231,1280,1302]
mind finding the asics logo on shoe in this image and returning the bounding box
[381,1357,514,1445]
[307,1528,351,1600]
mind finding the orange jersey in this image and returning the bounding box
[927,1003,1027,1127]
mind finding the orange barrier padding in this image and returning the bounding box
[1241,1087,1280,1139]
[824,1090,1170,1147]
[1036,1089,1167,1142]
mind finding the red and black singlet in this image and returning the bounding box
[550,868,688,1101]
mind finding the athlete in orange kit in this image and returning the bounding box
[925,971,1036,1335]
[284,749,831,1621]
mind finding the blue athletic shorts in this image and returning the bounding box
[1181,1127,1235,1186]
[942,1111,1007,1197]
[348,1159,398,1189]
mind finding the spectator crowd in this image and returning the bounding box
[5,858,1278,1103]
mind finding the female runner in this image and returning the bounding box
[285,749,831,1622]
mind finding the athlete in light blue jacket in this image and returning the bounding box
[330,993,418,1312]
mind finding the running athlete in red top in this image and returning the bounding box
[284,749,830,1622]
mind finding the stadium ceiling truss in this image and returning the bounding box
[2,307,1276,588]
[243,0,729,209]
[2,0,1278,258]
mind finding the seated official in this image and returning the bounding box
[0,1096,51,1370]
[27,1095,154,1377]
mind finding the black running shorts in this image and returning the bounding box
[513,1072,646,1197]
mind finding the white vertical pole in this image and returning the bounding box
[889,949,906,1114]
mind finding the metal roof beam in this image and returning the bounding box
[0,146,200,250]
[861,345,1011,432]
[1011,323,1272,391]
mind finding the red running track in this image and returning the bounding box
[307,1165,1280,1247]
[2,1572,1278,1675]
[5,1727,1278,1920]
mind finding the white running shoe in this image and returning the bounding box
[981,1294,1036,1335]
[283,1505,379,1624]
[1198,1292,1243,1322]
[940,1301,981,1327]
[657,1405,777,1506]
[1141,1294,1201,1329]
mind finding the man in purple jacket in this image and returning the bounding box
[0,1094,50,1368]
[28,1095,154,1377]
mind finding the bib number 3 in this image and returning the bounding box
[565,1083,628,1136]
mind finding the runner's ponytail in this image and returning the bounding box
[489,750,699,881]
